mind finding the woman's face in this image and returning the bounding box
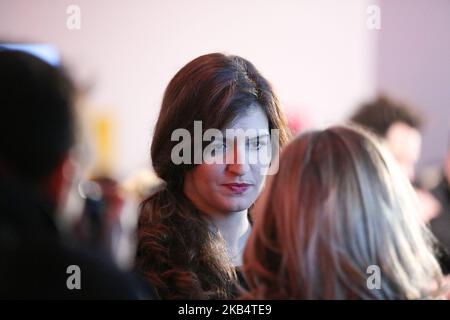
[183,104,271,217]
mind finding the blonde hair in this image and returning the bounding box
[243,125,446,299]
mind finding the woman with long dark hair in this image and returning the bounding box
[136,53,289,299]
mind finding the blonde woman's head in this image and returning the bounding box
[243,125,446,299]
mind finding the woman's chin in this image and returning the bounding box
[218,200,252,214]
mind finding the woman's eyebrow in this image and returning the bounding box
[219,131,271,143]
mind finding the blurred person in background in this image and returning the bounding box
[350,95,441,222]
[350,95,449,274]
[351,95,450,274]
[243,126,447,299]
[74,175,132,269]
[0,49,150,299]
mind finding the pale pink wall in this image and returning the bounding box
[377,0,450,169]
[0,0,377,178]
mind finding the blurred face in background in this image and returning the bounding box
[385,122,422,181]
[184,104,270,217]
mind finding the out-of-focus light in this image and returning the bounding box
[0,43,60,66]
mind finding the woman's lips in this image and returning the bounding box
[221,183,253,194]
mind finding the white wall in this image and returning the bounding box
[0,0,377,179]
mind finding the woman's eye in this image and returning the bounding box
[248,139,266,150]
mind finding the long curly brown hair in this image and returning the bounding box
[136,53,289,299]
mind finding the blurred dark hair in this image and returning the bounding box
[136,53,289,299]
[0,50,75,186]
[350,94,423,138]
